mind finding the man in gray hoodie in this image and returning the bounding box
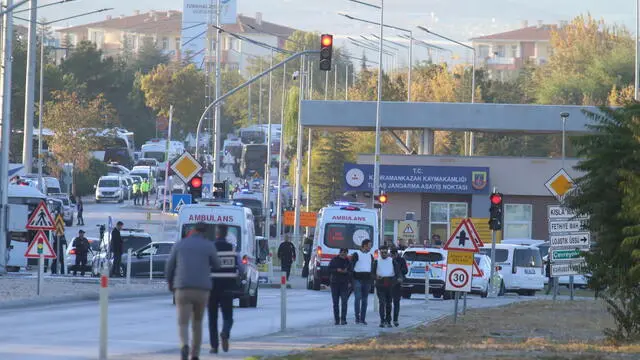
[166,222,220,360]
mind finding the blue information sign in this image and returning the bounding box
[171,194,192,213]
[343,163,490,194]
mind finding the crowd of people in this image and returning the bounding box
[329,240,408,327]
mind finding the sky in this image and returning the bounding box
[21,0,638,66]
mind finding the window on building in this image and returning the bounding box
[495,45,505,57]
[478,45,489,58]
[504,204,533,239]
[162,37,168,50]
[511,45,518,58]
[429,202,468,245]
[175,37,181,51]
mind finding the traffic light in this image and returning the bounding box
[488,192,504,231]
[189,175,203,199]
[374,193,388,208]
[213,181,227,199]
[319,34,333,71]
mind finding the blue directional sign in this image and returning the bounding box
[171,194,192,213]
[202,183,212,196]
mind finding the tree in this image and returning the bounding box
[310,132,353,211]
[43,91,117,194]
[60,41,119,99]
[566,103,640,341]
[139,63,205,136]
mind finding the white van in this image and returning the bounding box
[7,185,47,271]
[479,244,544,295]
[177,202,259,308]
[130,166,156,191]
[307,201,379,290]
[95,175,126,203]
[44,176,61,195]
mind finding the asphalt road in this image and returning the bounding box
[0,287,534,360]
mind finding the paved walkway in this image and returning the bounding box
[110,292,532,360]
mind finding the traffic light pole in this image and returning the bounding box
[488,186,498,297]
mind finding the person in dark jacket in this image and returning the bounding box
[390,247,408,327]
[301,236,313,278]
[76,197,84,225]
[545,257,553,295]
[208,225,238,354]
[110,221,124,277]
[372,245,401,328]
[72,230,90,276]
[350,239,373,325]
[51,234,68,275]
[277,237,296,280]
[329,248,351,325]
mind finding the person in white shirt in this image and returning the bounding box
[373,245,401,328]
[350,239,373,325]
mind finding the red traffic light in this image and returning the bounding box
[321,34,333,47]
[490,193,503,205]
[190,176,202,189]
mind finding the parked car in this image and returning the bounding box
[400,247,452,300]
[471,254,505,297]
[65,236,100,273]
[95,175,126,203]
[49,193,75,226]
[91,229,153,276]
[107,163,130,176]
[119,241,175,277]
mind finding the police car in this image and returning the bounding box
[177,201,259,307]
[401,247,453,300]
[307,201,380,290]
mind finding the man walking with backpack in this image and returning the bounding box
[208,225,239,354]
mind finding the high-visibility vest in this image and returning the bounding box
[141,182,150,192]
[132,183,139,193]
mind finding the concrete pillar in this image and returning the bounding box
[418,129,435,155]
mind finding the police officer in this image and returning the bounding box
[208,224,238,354]
[141,179,150,206]
[51,233,68,275]
[132,181,140,206]
[72,230,90,276]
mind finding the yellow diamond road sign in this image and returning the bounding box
[170,151,203,184]
[545,169,575,201]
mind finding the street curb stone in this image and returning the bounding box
[0,289,168,310]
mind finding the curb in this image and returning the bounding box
[0,289,168,310]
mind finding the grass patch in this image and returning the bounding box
[266,300,640,360]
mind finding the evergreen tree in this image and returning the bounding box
[309,132,351,211]
[566,103,640,341]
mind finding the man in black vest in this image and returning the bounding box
[208,225,237,354]
[51,234,68,275]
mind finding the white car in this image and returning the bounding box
[471,254,505,297]
[65,236,100,273]
[401,247,452,300]
[95,175,126,203]
[49,193,75,226]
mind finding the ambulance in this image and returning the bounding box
[177,202,260,307]
[307,201,380,290]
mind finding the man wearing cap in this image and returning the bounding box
[110,221,124,277]
[72,230,90,277]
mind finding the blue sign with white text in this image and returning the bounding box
[343,163,490,194]
[171,194,192,213]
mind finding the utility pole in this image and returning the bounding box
[264,49,274,239]
[0,0,15,273]
[275,62,287,246]
[293,55,306,266]
[21,0,37,171]
[212,0,222,184]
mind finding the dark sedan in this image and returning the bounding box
[120,241,175,278]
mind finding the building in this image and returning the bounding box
[471,20,564,81]
[343,155,581,247]
[56,10,297,76]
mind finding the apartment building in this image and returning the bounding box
[56,10,297,76]
[471,20,563,81]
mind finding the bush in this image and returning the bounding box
[74,158,108,196]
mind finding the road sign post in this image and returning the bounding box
[546,204,590,301]
[444,219,482,317]
[25,201,56,296]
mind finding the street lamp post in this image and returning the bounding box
[418,26,476,155]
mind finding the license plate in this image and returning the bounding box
[410,267,425,275]
[524,269,536,275]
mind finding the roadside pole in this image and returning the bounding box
[162,105,174,213]
[99,264,108,360]
[453,292,459,324]
[37,245,43,295]
[149,249,153,281]
[126,248,132,285]
[462,292,467,314]
[424,263,430,303]
[488,187,499,298]
[280,271,287,330]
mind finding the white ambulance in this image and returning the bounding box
[307,201,380,290]
[177,202,259,307]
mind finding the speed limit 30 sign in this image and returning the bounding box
[445,250,473,292]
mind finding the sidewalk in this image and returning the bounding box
[110,294,532,360]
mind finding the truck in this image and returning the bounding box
[240,144,268,178]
